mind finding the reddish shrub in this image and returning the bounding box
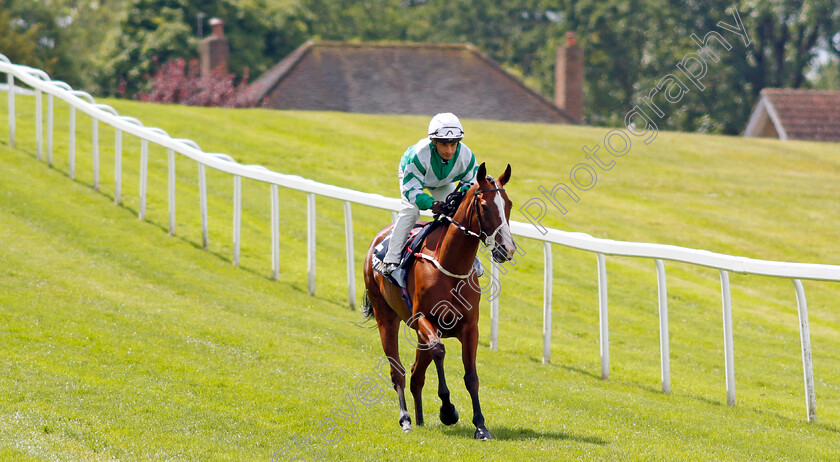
[136,58,251,108]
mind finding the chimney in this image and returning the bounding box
[555,32,584,123]
[199,17,229,76]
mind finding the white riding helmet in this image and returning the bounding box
[428,113,464,140]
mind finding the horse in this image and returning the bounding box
[362,163,517,440]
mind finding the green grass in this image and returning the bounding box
[1,93,840,460]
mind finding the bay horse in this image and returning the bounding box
[362,163,516,440]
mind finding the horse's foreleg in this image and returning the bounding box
[375,309,412,432]
[431,341,459,426]
[462,327,491,440]
[409,347,432,426]
[415,315,459,426]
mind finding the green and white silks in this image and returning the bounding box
[383,139,479,265]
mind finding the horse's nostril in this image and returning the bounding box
[492,247,507,263]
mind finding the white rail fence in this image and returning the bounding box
[2,55,836,423]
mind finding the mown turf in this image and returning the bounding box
[1,93,840,461]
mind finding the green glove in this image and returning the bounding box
[414,193,434,210]
[459,182,472,193]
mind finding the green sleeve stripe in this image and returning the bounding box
[464,154,475,176]
[402,173,424,201]
[453,155,477,183]
[403,151,426,181]
[411,155,427,176]
[402,172,422,187]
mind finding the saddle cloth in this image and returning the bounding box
[372,221,442,288]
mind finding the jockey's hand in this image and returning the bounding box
[431,201,445,215]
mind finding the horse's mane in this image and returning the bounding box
[435,177,493,219]
[435,187,467,218]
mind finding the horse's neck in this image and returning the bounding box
[436,201,480,276]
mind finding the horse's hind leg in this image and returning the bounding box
[372,302,412,432]
[409,347,433,426]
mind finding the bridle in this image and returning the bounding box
[440,181,507,251]
[415,179,511,279]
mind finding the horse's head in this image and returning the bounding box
[464,163,517,263]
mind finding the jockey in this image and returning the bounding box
[382,112,479,276]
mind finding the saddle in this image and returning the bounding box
[372,220,443,289]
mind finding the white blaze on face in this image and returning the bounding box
[491,186,516,259]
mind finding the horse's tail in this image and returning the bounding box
[360,291,374,319]
[354,291,377,330]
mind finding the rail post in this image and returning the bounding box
[542,242,552,364]
[720,270,736,406]
[344,201,356,309]
[308,193,316,295]
[598,253,609,380]
[793,279,817,423]
[656,259,671,393]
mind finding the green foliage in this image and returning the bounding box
[1,0,70,80]
[1,0,130,88]
[555,0,652,125]
[635,0,840,134]
[0,9,41,68]
[301,0,415,41]
[98,0,195,96]
[98,0,307,96]
[808,57,840,89]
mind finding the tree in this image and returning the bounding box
[808,56,840,89]
[97,0,307,97]
[642,0,840,133]
[97,0,194,96]
[0,9,42,68]
[1,0,132,88]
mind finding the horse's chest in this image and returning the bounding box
[415,287,479,334]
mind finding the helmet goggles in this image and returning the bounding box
[429,126,464,140]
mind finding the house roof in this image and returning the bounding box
[244,41,578,124]
[744,88,840,142]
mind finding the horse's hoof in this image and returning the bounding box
[439,403,459,426]
[399,415,412,432]
[474,427,493,440]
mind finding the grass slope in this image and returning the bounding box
[1,95,840,460]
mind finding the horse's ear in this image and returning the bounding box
[477,163,486,182]
[499,164,511,186]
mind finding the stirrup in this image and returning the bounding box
[472,258,484,277]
